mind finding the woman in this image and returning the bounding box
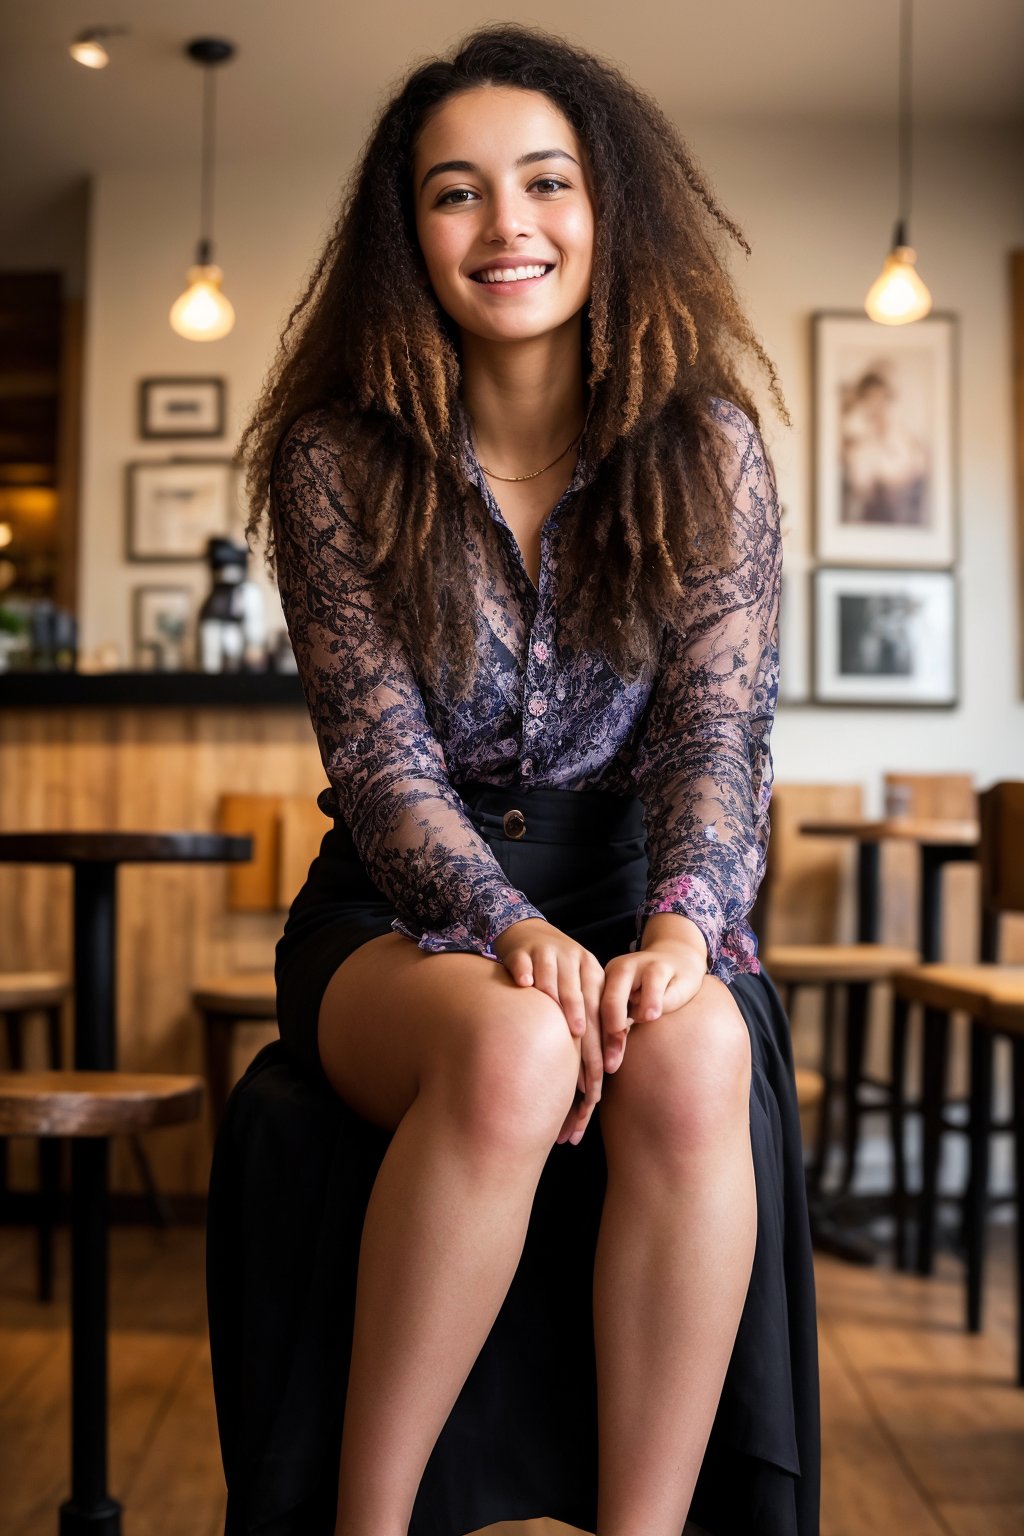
[210,21,819,1536]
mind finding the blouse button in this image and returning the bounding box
[521,758,534,777]
[527,694,547,716]
[503,808,527,840]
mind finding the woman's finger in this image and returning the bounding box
[556,960,587,1038]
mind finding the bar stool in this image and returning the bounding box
[0,1070,204,1533]
[187,791,324,1130]
[754,784,919,1196]
[191,972,276,1131]
[893,782,1024,1292]
[0,971,71,1301]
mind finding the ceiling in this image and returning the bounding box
[3,0,1022,243]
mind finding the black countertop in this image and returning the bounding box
[0,670,307,708]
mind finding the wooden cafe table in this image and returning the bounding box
[0,830,251,1534]
[797,815,980,961]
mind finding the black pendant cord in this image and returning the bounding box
[198,66,217,266]
[895,0,913,249]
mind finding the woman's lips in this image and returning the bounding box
[468,264,554,293]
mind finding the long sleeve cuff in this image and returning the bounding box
[391,894,550,961]
[634,873,725,972]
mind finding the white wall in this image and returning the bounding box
[78,116,1024,802]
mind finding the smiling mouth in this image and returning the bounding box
[469,263,555,285]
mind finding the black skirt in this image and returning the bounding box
[206,781,820,1536]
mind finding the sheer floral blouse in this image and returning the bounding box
[269,395,781,984]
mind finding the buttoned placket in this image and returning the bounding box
[461,428,592,787]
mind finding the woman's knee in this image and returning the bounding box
[604,976,751,1161]
[419,980,581,1149]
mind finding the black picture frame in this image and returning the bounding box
[811,310,959,568]
[811,565,958,708]
[139,376,226,439]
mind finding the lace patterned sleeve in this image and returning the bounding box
[270,412,550,960]
[629,399,781,977]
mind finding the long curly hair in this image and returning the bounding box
[239,21,789,701]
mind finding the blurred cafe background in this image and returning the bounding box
[0,2,1023,1534]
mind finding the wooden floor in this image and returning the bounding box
[0,1220,1021,1536]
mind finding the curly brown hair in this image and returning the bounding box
[239,21,789,700]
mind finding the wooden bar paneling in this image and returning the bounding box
[0,705,325,1196]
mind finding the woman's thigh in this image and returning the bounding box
[317,932,581,1135]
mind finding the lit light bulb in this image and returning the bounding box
[70,37,110,68]
[865,244,932,325]
[169,262,236,341]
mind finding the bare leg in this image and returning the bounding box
[313,936,580,1536]
[593,977,757,1536]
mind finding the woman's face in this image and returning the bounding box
[412,85,595,347]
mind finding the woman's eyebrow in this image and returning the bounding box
[419,148,580,194]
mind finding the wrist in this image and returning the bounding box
[639,912,709,971]
[492,916,548,962]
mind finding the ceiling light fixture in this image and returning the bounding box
[69,26,129,69]
[865,0,932,325]
[169,38,237,342]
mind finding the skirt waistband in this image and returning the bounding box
[454,780,645,847]
[330,781,646,850]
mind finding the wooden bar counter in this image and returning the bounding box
[0,670,323,1205]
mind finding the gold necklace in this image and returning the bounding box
[473,431,582,483]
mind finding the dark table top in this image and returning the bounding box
[0,831,253,864]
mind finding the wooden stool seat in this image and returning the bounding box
[191,972,276,1016]
[0,1072,203,1137]
[0,971,71,1010]
[763,943,920,983]
[892,963,1024,1013]
[795,1068,825,1111]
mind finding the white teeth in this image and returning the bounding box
[474,264,550,283]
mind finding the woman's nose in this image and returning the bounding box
[482,188,533,245]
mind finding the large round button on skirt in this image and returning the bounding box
[502,808,526,839]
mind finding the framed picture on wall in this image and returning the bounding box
[812,311,957,566]
[125,457,239,560]
[139,377,225,439]
[812,566,957,706]
[131,584,192,670]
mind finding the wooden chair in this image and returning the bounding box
[893,783,1024,1323]
[882,771,977,822]
[192,792,325,1130]
[0,971,71,1303]
[756,783,919,1197]
[0,1069,204,1528]
[976,992,1024,1385]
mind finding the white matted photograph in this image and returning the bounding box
[813,566,957,706]
[139,377,225,438]
[813,311,957,566]
[125,457,240,560]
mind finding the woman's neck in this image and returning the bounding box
[459,321,587,474]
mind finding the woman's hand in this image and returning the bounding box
[599,935,708,1076]
[492,918,606,1146]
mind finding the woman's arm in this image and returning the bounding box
[270,409,550,960]
[629,398,781,974]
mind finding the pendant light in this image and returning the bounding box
[69,26,129,69]
[865,0,932,325]
[170,38,237,342]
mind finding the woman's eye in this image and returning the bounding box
[435,178,570,207]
